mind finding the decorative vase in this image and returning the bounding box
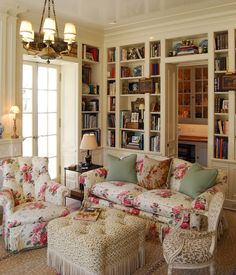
[0,123,4,138]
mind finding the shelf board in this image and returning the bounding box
[214,112,228,116]
[82,94,100,97]
[82,128,99,131]
[107,111,115,113]
[107,127,116,130]
[150,130,160,133]
[120,58,145,64]
[120,94,145,97]
[214,91,229,94]
[82,111,99,114]
[150,93,161,96]
[107,78,116,81]
[150,112,160,114]
[120,76,143,80]
[215,49,228,53]
[120,128,144,132]
[150,75,160,78]
[215,70,227,74]
[164,53,208,64]
[214,134,228,137]
[107,61,116,65]
[82,59,99,64]
[107,94,116,97]
[150,56,161,60]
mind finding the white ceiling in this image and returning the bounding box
[1,0,236,30]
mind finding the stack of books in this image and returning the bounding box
[73,207,101,222]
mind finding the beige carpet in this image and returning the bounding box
[0,210,236,275]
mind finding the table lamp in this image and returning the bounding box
[139,103,145,129]
[80,133,98,166]
[10,105,20,139]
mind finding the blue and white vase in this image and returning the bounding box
[0,123,4,138]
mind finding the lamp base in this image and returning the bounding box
[85,152,92,167]
[11,133,19,139]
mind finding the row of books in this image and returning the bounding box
[122,131,144,150]
[176,45,198,56]
[214,96,227,113]
[108,96,116,112]
[107,67,115,78]
[120,47,145,61]
[82,99,99,112]
[151,115,161,131]
[120,110,131,128]
[120,65,144,78]
[107,81,116,95]
[82,114,98,129]
[150,63,160,76]
[82,129,101,146]
[214,33,228,50]
[215,119,229,135]
[150,41,160,58]
[107,130,115,147]
[214,137,228,159]
[215,56,227,71]
[107,48,116,62]
[150,135,160,152]
[82,44,99,62]
[108,113,115,128]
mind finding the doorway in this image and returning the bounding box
[177,65,208,166]
[22,62,60,179]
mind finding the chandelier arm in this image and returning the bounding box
[52,0,59,38]
[39,0,47,35]
[48,0,51,18]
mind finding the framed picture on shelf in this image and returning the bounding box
[222,100,229,112]
[221,73,236,91]
[86,52,94,61]
[128,82,139,93]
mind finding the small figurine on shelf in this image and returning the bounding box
[0,123,4,138]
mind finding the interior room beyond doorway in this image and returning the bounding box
[177,64,208,166]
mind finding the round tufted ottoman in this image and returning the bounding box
[47,208,146,275]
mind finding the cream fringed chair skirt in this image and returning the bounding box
[47,209,146,275]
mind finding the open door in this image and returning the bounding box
[165,63,178,157]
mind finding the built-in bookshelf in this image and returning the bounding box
[106,47,116,147]
[213,31,229,159]
[81,44,101,146]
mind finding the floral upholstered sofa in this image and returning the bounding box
[0,157,70,252]
[80,156,227,233]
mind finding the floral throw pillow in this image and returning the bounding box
[137,156,172,190]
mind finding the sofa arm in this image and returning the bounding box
[192,183,227,211]
[0,188,15,216]
[45,181,70,206]
[80,167,108,200]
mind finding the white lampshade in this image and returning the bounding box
[20,21,34,42]
[44,32,55,43]
[80,134,98,150]
[43,18,56,34]
[64,23,76,43]
[139,103,145,110]
[10,105,20,114]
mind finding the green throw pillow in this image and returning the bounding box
[106,154,137,183]
[179,163,218,199]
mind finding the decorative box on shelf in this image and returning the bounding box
[126,122,139,129]
[139,78,154,93]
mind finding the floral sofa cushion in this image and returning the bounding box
[137,157,172,190]
[7,201,70,228]
[133,189,192,220]
[91,181,146,207]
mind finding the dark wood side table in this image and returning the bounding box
[64,163,103,203]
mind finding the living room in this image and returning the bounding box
[0,0,236,274]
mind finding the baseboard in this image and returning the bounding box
[224,199,236,211]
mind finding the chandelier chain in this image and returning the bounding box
[39,0,47,35]
[52,0,59,38]
[48,0,51,17]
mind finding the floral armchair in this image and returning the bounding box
[0,157,70,252]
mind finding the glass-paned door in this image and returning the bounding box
[22,62,60,179]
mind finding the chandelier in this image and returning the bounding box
[19,0,77,64]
